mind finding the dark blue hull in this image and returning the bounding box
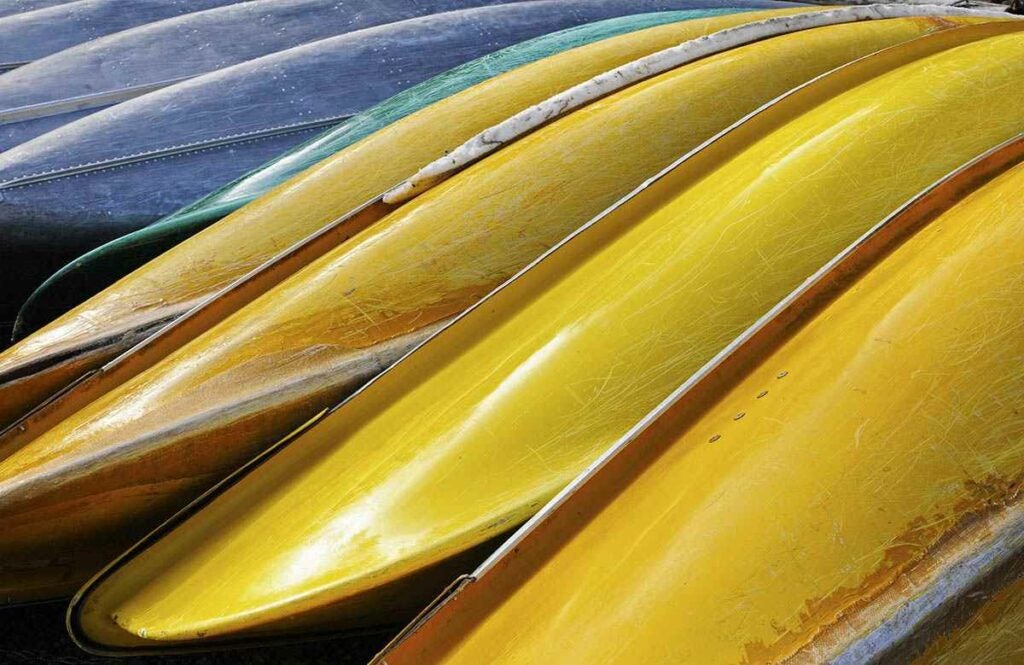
[0,0,793,338]
[0,0,530,150]
[0,0,248,70]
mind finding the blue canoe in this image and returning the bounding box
[0,0,529,151]
[0,0,249,73]
[0,0,74,19]
[0,0,788,337]
[15,8,760,334]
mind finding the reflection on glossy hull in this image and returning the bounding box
[0,7,802,433]
[65,25,1024,652]
[17,8,755,332]
[371,138,1024,665]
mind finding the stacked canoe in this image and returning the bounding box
[0,1,1022,662]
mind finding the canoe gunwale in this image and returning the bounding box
[7,8,1011,438]
[370,133,1024,663]
[0,198,394,456]
[64,22,1024,654]
[383,3,1022,204]
[0,6,826,451]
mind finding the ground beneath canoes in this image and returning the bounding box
[0,602,391,664]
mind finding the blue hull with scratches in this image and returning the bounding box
[0,0,792,335]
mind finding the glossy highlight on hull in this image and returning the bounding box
[17,8,755,332]
[371,137,1024,665]
[64,24,1024,651]
[0,8,810,440]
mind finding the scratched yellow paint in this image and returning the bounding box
[0,7,811,430]
[1,17,973,606]
[71,29,1024,647]
[380,158,1024,665]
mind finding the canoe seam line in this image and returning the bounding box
[372,134,1024,662]
[0,74,196,125]
[0,113,354,189]
[384,3,1021,203]
[466,133,1024,583]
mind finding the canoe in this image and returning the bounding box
[0,0,247,73]
[366,137,1024,665]
[0,7,807,434]
[8,13,1022,620]
[15,8,762,334]
[0,0,537,151]
[0,0,735,347]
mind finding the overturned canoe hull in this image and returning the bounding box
[0,0,741,344]
[0,0,247,70]
[16,8,756,333]
[371,137,1024,665]
[56,20,1024,649]
[0,0,76,19]
[0,7,804,436]
[0,0,539,151]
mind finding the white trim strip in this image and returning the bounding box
[383,4,1017,204]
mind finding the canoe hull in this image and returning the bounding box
[0,0,246,66]
[0,0,750,341]
[57,20,1024,649]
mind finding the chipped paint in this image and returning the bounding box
[68,31,1024,652]
[384,4,1020,203]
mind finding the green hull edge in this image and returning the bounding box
[15,8,747,337]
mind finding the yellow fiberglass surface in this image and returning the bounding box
[374,147,1024,665]
[0,7,810,431]
[0,15,976,605]
[68,29,1024,649]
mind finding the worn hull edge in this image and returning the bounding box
[0,7,838,452]
[0,198,388,455]
[63,25,1023,653]
[1,7,1010,456]
[383,3,1021,204]
[368,133,1024,664]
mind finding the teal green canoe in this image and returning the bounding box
[14,8,750,337]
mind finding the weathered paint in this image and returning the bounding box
[383,3,1019,203]
[0,0,247,67]
[370,139,1024,665]
[65,27,1024,651]
[0,0,543,148]
[9,8,937,608]
[911,569,1024,663]
[18,8,755,332]
[0,8,811,434]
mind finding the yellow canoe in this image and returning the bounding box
[65,26,1024,650]
[370,136,1024,665]
[0,7,812,431]
[0,11,973,606]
